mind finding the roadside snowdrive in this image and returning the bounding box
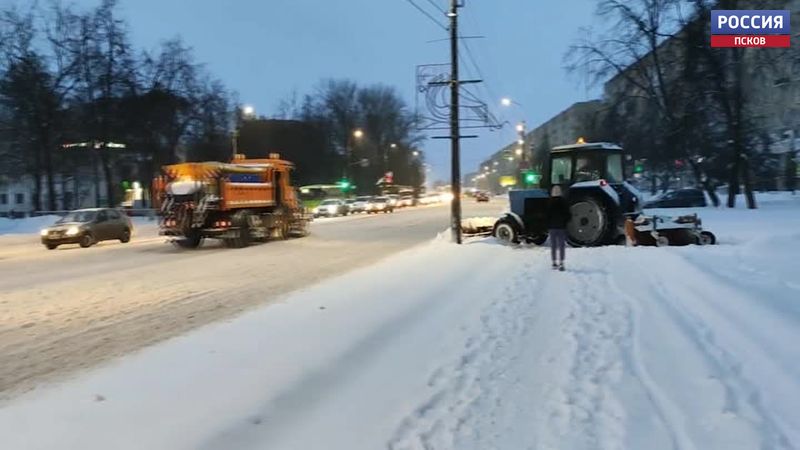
[2,194,799,450]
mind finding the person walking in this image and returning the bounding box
[547,185,571,271]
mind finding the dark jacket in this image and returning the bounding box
[547,196,571,229]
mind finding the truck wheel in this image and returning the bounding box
[567,195,611,247]
[228,211,252,248]
[176,231,202,249]
[46,243,58,250]
[493,220,520,245]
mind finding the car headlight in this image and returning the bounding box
[312,208,319,214]
[40,229,49,236]
[66,226,80,236]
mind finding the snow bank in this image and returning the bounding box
[2,195,799,450]
[0,215,60,236]
[0,215,157,237]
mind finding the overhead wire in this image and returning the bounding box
[402,0,448,31]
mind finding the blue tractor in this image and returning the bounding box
[492,142,643,247]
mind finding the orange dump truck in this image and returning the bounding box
[152,153,311,248]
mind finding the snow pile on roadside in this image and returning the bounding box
[2,197,799,450]
[0,214,157,237]
[461,216,496,232]
[0,215,61,235]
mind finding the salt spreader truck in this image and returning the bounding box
[152,153,311,248]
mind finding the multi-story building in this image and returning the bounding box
[475,101,604,193]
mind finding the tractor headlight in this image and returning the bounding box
[66,226,80,236]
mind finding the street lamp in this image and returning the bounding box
[412,150,420,157]
[345,129,365,179]
[501,97,513,107]
[242,105,256,118]
[515,148,523,156]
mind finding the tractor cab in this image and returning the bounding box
[547,142,625,188]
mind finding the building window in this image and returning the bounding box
[0,193,7,205]
[15,193,24,205]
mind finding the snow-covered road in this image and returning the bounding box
[1,193,798,449]
[0,202,503,398]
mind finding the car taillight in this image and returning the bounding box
[599,179,608,187]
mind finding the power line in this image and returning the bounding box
[423,0,447,15]
[402,0,448,31]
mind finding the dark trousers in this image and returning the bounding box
[549,228,566,262]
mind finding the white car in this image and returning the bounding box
[350,196,373,213]
[400,195,414,207]
[313,199,348,217]
[386,194,401,208]
[368,196,394,214]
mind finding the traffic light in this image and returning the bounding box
[634,161,644,174]
[524,172,536,184]
[337,178,351,191]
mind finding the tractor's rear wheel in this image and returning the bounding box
[567,195,612,247]
[493,220,520,245]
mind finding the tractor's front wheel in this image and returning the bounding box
[493,220,520,245]
[567,195,612,247]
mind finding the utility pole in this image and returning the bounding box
[449,0,462,244]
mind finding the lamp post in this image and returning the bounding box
[345,128,364,179]
[233,104,256,160]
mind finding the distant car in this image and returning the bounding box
[644,188,709,208]
[419,194,441,205]
[386,194,401,208]
[400,195,414,207]
[368,196,394,214]
[40,208,133,250]
[475,191,490,202]
[313,199,349,217]
[351,196,373,213]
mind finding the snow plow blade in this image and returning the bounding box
[628,213,716,247]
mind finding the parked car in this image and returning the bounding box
[475,191,490,202]
[40,208,133,250]
[368,196,394,214]
[313,199,349,217]
[644,188,709,208]
[350,196,373,213]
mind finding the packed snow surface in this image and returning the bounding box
[2,193,799,449]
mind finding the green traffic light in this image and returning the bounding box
[338,179,351,190]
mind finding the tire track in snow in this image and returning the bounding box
[645,270,793,450]
[556,256,627,450]
[604,270,694,450]
[386,254,548,450]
